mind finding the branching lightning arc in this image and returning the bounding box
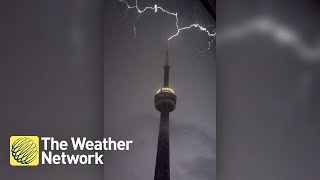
[119,0,216,51]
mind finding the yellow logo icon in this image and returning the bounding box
[10,136,39,166]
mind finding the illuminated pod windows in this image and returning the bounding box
[157,87,175,94]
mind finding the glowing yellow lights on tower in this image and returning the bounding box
[157,87,175,94]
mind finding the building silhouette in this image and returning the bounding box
[154,49,177,180]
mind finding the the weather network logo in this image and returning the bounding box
[10,136,39,166]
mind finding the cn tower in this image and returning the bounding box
[154,49,177,180]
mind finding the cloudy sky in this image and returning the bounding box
[1,0,104,179]
[104,0,216,179]
[218,0,320,179]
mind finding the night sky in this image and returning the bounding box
[218,0,320,179]
[5,0,319,180]
[104,0,216,179]
[0,0,215,179]
[0,0,104,179]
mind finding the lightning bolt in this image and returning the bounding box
[220,16,320,62]
[119,0,216,51]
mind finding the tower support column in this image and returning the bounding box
[154,112,170,180]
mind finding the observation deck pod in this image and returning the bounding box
[154,87,177,113]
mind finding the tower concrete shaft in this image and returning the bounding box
[154,49,176,180]
[154,112,170,180]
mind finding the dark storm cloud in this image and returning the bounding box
[170,121,216,180]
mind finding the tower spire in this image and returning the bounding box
[165,48,169,66]
[163,49,170,87]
